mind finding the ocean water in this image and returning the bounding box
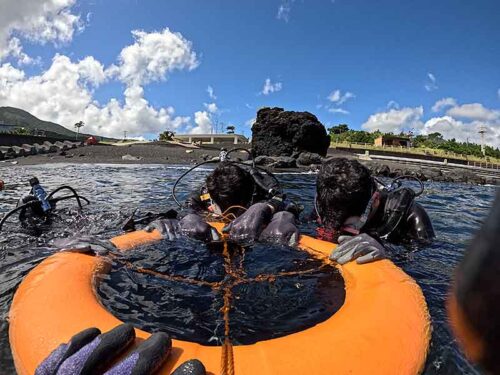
[0,163,497,374]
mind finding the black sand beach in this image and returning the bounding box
[1,143,224,166]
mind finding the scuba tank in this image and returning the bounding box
[29,177,52,213]
[371,176,424,239]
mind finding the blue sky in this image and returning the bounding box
[0,0,499,146]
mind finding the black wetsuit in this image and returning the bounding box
[364,196,435,244]
[313,188,435,244]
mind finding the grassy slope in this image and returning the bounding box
[0,106,116,141]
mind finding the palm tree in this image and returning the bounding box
[74,121,85,140]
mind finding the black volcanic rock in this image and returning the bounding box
[297,152,324,166]
[251,107,330,157]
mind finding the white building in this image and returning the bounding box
[174,134,249,145]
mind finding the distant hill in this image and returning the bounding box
[0,106,115,141]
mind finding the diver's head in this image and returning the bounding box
[206,162,255,212]
[316,158,372,231]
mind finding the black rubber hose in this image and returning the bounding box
[0,201,40,232]
[50,195,90,207]
[231,161,282,196]
[171,160,219,208]
[392,175,425,196]
[47,186,87,209]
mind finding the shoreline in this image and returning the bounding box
[1,143,498,185]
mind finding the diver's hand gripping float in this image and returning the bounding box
[222,202,274,244]
[52,235,117,256]
[145,213,220,242]
[260,211,300,246]
[35,324,206,375]
[222,202,300,246]
[330,233,386,265]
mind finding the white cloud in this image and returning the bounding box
[0,0,82,63]
[245,118,256,127]
[325,89,355,115]
[0,28,201,139]
[387,100,400,110]
[424,72,438,92]
[327,89,355,105]
[0,63,25,84]
[422,116,500,147]
[362,106,424,133]
[261,78,282,95]
[190,111,213,134]
[204,102,218,113]
[112,28,198,87]
[432,97,457,112]
[207,85,217,100]
[328,108,349,115]
[4,37,36,65]
[277,0,295,22]
[362,100,500,147]
[446,103,500,122]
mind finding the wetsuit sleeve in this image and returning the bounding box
[403,202,435,242]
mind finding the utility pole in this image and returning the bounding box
[478,125,486,157]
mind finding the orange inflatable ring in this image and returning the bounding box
[9,223,431,375]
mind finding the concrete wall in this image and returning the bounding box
[0,134,73,146]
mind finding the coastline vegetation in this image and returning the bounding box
[329,124,500,163]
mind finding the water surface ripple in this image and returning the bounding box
[0,163,497,374]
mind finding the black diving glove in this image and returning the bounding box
[145,214,220,242]
[330,233,386,265]
[171,359,206,375]
[51,235,117,256]
[145,218,182,241]
[35,324,171,375]
[260,211,300,246]
[222,202,274,244]
[179,213,220,242]
[36,324,206,375]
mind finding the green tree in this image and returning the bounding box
[328,124,349,135]
[74,121,85,140]
[159,131,175,141]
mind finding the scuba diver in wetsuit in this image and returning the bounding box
[0,177,89,233]
[145,159,301,246]
[314,158,435,264]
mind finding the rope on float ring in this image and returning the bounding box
[220,238,235,375]
[109,227,334,375]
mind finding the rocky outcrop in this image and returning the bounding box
[251,107,330,157]
[297,152,324,166]
[362,161,496,185]
[255,155,296,168]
